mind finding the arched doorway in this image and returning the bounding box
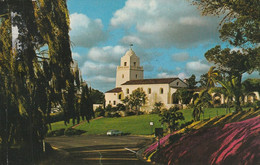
[212,93,221,105]
[247,93,257,103]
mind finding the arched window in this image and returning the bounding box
[118,94,122,100]
[160,88,163,94]
[126,88,129,94]
[136,74,138,78]
[124,62,127,66]
[148,88,151,94]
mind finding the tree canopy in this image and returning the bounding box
[124,88,147,114]
[193,0,259,48]
[193,0,260,111]
[0,0,93,162]
[159,106,184,133]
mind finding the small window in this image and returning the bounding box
[122,74,124,78]
[124,62,127,66]
[136,74,138,78]
[113,101,116,105]
[126,88,129,94]
[177,82,179,86]
[109,101,111,104]
[160,88,164,94]
[148,88,151,94]
[134,62,136,66]
[118,94,121,100]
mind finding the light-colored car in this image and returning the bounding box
[107,130,123,136]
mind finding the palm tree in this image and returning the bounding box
[193,89,212,121]
[206,66,244,112]
[207,66,220,88]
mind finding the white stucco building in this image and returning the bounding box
[105,48,188,112]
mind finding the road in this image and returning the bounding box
[44,135,152,165]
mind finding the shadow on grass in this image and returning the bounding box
[47,128,87,137]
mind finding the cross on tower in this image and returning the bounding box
[129,43,133,49]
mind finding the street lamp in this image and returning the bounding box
[149,121,154,135]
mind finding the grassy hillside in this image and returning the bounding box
[48,107,239,135]
[143,109,260,165]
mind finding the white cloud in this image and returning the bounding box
[111,0,221,48]
[176,67,182,71]
[80,60,118,92]
[179,16,206,26]
[87,46,128,63]
[72,52,82,61]
[178,72,187,79]
[70,13,107,47]
[121,36,143,45]
[186,60,211,75]
[157,72,187,79]
[80,45,127,92]
[172,52,190,62]
[231,47,243,52]
[89,76,115,83]
[81,61,117,77]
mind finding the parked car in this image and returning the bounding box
[107,130,123,136]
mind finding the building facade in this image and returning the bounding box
[105,48,188,112]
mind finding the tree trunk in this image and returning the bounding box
[234,94,242,112]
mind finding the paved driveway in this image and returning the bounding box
[44,135,152,165]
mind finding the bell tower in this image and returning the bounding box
[115,47,144,87]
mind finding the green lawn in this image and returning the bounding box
[49,107,244,135]
[76,114,165,135]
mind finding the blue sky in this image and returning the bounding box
[67,0,258,92]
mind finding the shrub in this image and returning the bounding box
[125,111,136,116]
[151,102,164,114]
[48,112,64,123]
[136,111,144,115]
[46,128,65,137]
[105,112,122,118]
[105,112,113,117]
[115,103,126,111]
[64,128,86,136]
[112,112,121,117]
[95,106,105,117]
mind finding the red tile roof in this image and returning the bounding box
[105,87,122,93]
[121,78,179,85]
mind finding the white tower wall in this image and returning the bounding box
[116,48,143,87]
